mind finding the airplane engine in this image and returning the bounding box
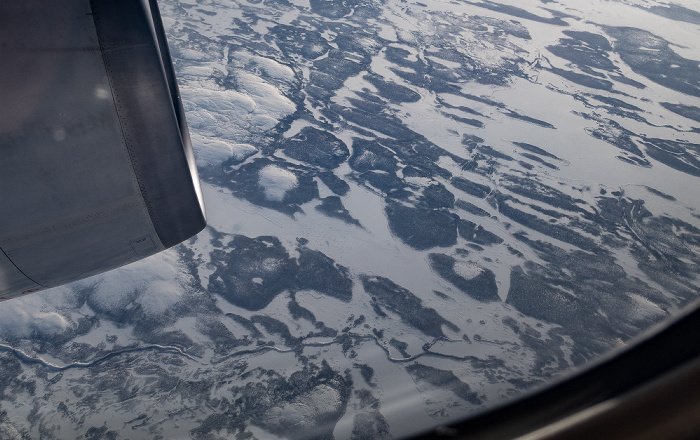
[0,0,206,299]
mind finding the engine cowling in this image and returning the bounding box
[0,0,206,300]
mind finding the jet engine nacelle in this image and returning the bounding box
[0,0,206,299]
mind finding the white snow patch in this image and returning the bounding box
[258,165,298,201]
[627,293,666,321]
[453,261,484,280]
[190,132,257,166]
[180,65,294,141]
[180,65,221,78]
[0,301,69,338]
[289,0,310,8]
[177,48,210,61]
[237,72,296,119]
[137,280,183,316]
[78,251,186,315]
[231,53,296,83]
[426,55,462,69]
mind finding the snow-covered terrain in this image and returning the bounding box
[1,0,700,438]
